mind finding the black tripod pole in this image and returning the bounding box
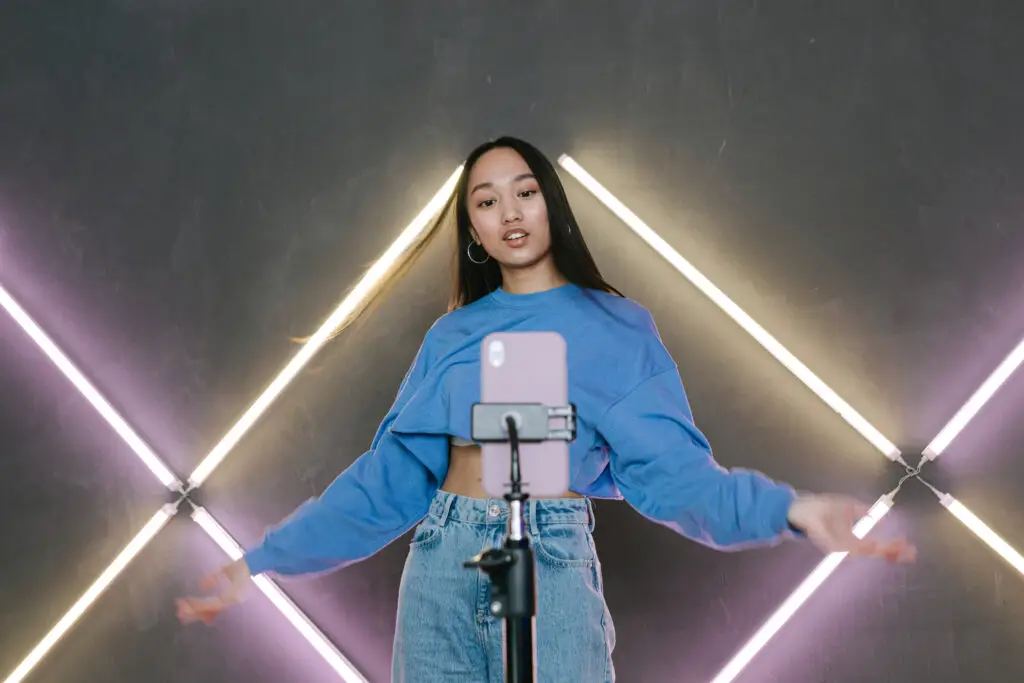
[501,415,535,683]
[464,415,537,683]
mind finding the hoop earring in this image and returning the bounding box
[467,241,490,264]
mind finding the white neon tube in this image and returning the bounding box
[3,507,175,683]
[922,335,1024,461]
[557,155,900,461]
[939,494,1024,576]
[0,283,181,489]
[187,166,463,488]
[190,507,368,683]
[710,496,893,683]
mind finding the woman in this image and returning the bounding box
[177,137,915,681]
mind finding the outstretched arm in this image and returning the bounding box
[598,362,916,563]
[597,365,801,550]
[242,334,438,577]
[242,432,437,576]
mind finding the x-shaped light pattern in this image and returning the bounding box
[4,151,1022,683]
[1,166,462,683]
[558,155,1024,682]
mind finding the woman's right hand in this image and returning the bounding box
[176,558,252,625]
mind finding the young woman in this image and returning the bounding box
[177,137,915,682]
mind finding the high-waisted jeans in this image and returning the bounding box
[392,490,617,682]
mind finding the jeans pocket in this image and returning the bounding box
[409,517,443,550]
[534,524,595,568]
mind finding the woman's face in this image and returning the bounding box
[465,147,552,269]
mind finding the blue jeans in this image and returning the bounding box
[393,490,616,682]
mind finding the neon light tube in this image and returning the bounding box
[922,335,1024,461]
[557,156,900,461]
[187,166,463,488]
[190,507,368,683]
[3,507,175,683]
[0,283,180,489]
[939,494,1024,576]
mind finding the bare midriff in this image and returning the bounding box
[442,444,584,500]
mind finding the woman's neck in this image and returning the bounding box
[499,258,568,295]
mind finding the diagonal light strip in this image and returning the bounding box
[710,496,893,683]
[190,507,368,683]
[2,506,175,683]
[187,165,463,488]
[922,334,1024,461]
[938,494,1024,577]
[0,283,181,489]
[557,155,901,462]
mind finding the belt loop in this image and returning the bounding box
[435,490,455,527]
[528,499,540,537]
[585,498,596,533]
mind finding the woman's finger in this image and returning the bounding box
[176,596,229,625]
[846,536,879,556]
[176,598,205,624]
[880,538,917,563]
[851,501,870,521]
[199,570,223,591]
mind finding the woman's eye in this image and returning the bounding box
[519,190,536,198]
[478,199,495,208]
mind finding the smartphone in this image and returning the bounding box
[479,331,571,499]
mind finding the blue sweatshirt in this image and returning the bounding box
[242,283,800,577]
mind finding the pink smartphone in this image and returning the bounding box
[480,331,571,499]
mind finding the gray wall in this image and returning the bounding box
[2,1,1023,681]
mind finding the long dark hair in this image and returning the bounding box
[447,136,622,310]
[296,137,622,346]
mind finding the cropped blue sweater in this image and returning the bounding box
[243,283,800,577]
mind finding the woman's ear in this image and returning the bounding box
[468,226,480,244]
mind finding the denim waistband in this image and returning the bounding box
[430,489,594,533]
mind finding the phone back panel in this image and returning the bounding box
[480,331,571,499]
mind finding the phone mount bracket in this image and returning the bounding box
[470,403,577,443]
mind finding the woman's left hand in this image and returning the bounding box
[787,493,916,563]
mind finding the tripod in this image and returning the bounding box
[463,403,577,683]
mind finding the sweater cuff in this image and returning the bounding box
[771,485,806,540]
[242,546,271,576]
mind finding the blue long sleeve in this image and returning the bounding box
[242,337,439,577]
[598,366,799,550]
[241,282,804,576]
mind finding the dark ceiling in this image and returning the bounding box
[2,1,1023,682]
